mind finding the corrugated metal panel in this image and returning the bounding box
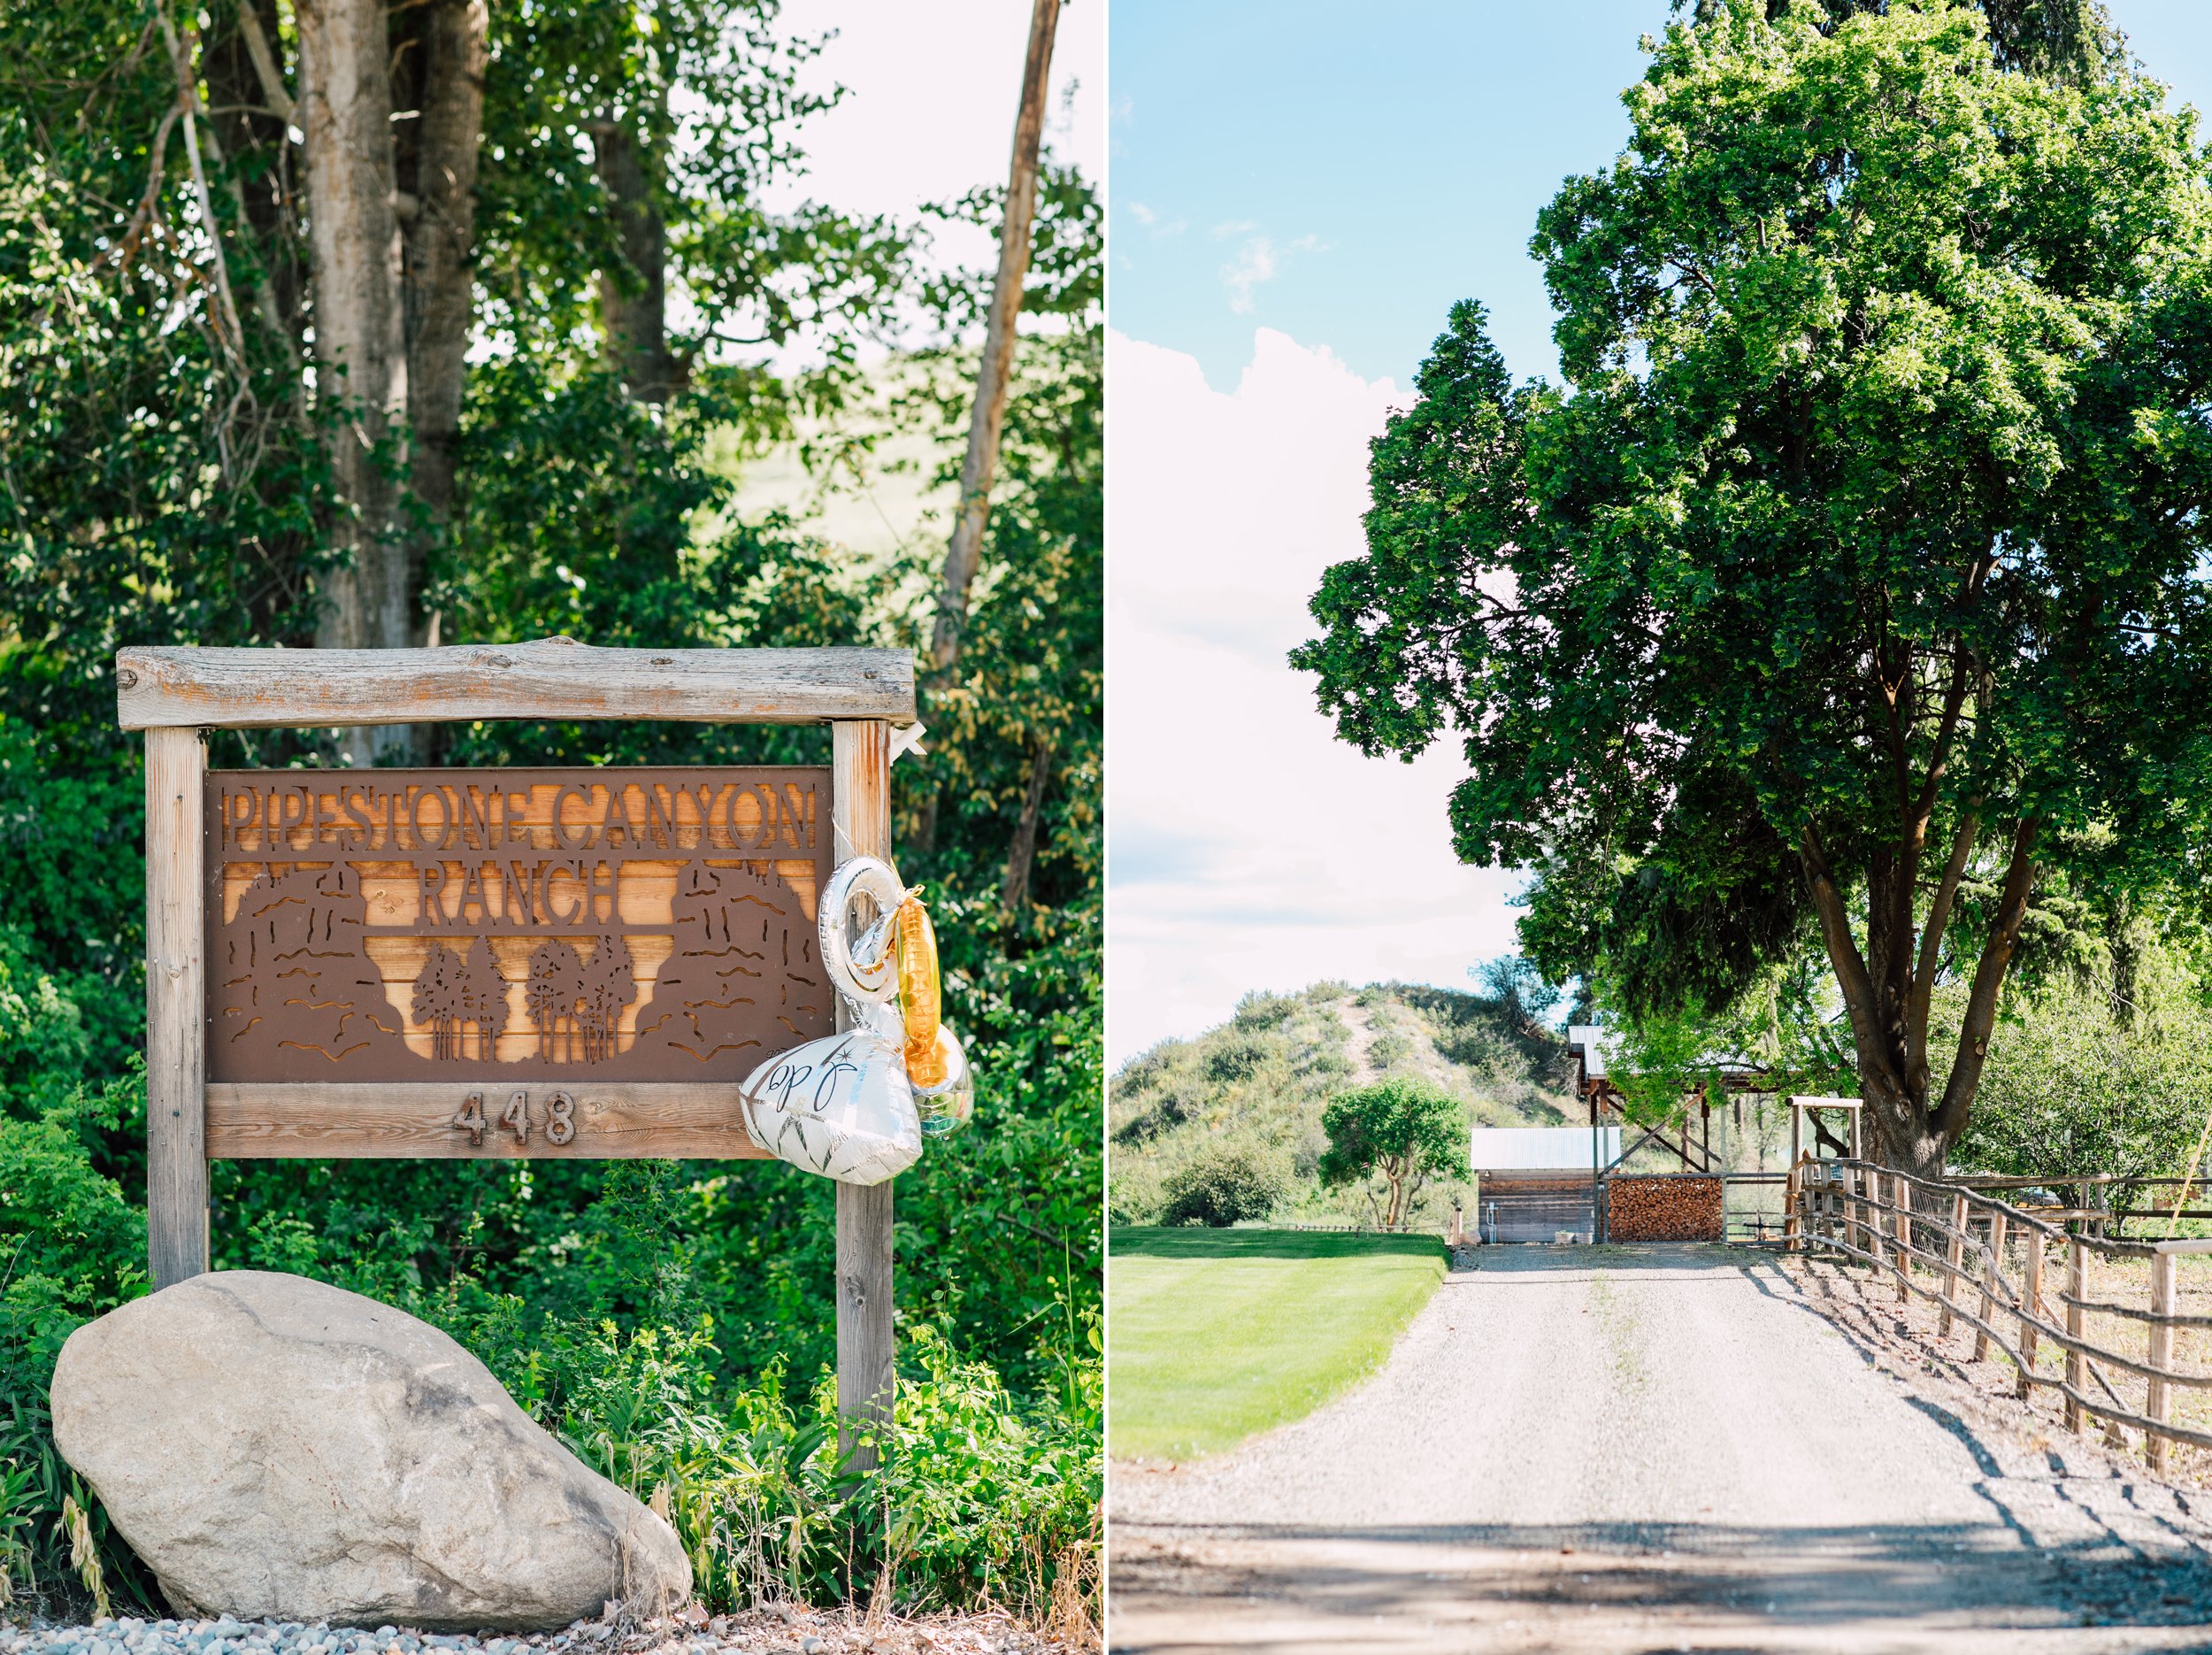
[1566,1024,1618,1079]
[1469,1126,1620,1170]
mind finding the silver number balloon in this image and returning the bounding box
[818,856,907,1004]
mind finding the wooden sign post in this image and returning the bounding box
[119,637,911,1447]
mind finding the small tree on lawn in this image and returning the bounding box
[1319,1077,1466,1230]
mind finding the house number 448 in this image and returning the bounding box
[453,1089,578,1147]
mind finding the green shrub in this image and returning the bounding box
[1158,1145,1291,1228]
[1231,992,1298,1031]
[1203,1035,1271,1084]
[1367,1032,1413,1069]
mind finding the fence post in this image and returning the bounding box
[1893,1175,1914,1303]
[1785,1156,1801,1253]
[1975,1210,2006,1364]
[2148,1249,2177,1475]
[1866,1169,1885,1273]
[2018,1228,2043,1399]
[2065,1236,2087,1433]
[1939,1190,1967,1338]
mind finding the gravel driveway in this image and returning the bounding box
[1109,1245,2212,1653]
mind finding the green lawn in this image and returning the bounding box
[1107,1228,1448,1460]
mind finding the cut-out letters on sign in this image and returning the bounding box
[205,767,833,1085]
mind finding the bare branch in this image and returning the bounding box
[1906,799,1980,1084]
[155,8,248,378]
[235,2,296,125]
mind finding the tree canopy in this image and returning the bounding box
[1294,0,2212,1172]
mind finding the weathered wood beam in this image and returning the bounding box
[146,727,210,1289]
[117,639,916,729]
[204,1082,770,1158]
[833,719,895,1464]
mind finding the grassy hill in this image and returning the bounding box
[1108,980,1579,1227]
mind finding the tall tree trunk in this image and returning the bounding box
[594,94,682,404]
[1001,735,1054,914]
[1801,812,2039,1177]
[297,0,411,764]
[393,0,488,651]
[928,0,1063,674]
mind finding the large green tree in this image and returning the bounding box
[1294,1,2212,1174]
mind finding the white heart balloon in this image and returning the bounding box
[738,1002,922,1186]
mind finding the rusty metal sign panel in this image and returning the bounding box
[204,768,833,1085]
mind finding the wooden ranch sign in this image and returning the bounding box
[119,637,911,1439]
[204,766,831,1157]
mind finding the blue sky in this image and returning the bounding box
[1111,0,2212,392]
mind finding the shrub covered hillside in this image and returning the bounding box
[1109,981,1577,1228]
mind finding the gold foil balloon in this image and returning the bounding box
[893,895,945,1087]
[737,853,974,1175]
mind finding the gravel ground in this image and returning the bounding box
[0,1604,1082,1655]
[1108,1244,2212,1653]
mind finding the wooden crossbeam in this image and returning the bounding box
[117,639,915,729]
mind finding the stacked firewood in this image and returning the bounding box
[1608,1175,1724,1242]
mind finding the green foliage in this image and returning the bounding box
[1954,939,2212,1184]
[1158,1145,1293,1228]
[1317,1076,1468,1230]
[1109,981,1571,1228]
[1294,1,2212,1163]
[0,0,1100,1620]
[414,1305,1097,1621]
[0,938,154,1620]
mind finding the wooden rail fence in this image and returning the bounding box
[1787,1156,2212,1472]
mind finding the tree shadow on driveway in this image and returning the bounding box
[1110,1516,2212,1652]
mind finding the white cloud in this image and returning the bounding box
[1125,200,1187,238]
[1221,235,1278,313]
[1106,330,1525,1066]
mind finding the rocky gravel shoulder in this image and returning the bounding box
[0,1605,1087,1655]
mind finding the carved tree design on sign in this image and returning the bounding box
[577,935,637,1064]
[526,939,586,1062]
[412,940,467,1059]
[460,935,510,1060]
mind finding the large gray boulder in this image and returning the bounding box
[51,1271,691,1630]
